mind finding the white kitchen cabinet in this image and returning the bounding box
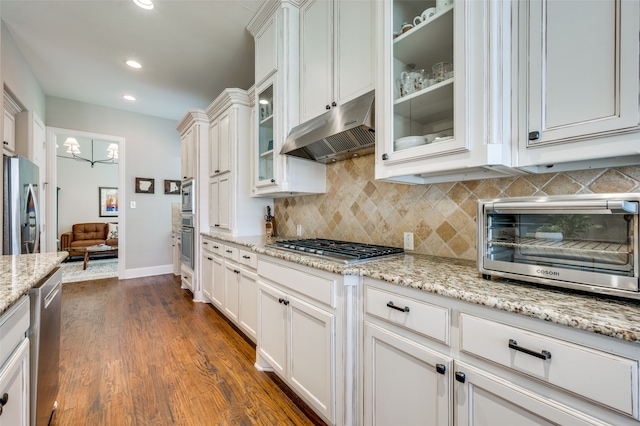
[224,260,241,323]
[255,256,361,426]
[299,0,375,124]
[238,262,258,339]
[180,265,193,292]
[208,174,230,231]
[205,89,271,236]
[364,276,640,425]
[2,92,20,155]
[208,110,230,177]
[172,233,181,276]
[180,126,195,181]
[375,0,517,184]
[201,251,214,302]
[514,0,640,172]
[211,252,224,309]
[0,296,30,426]
[248,1,327,197]
[364,322,451,426]
[454,362,608,426]
[258,280,336,423]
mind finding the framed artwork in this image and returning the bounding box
[135,177,155,194]
[99,187,118,217]
[164,179,181,195]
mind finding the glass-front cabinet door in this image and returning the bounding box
[257,84,275,185]
[375,0,514,184]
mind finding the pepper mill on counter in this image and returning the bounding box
[265,206,276,237]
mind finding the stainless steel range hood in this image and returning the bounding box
[281,90,375,163]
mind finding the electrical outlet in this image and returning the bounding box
[296,225,302,236]
[404,232,414,250]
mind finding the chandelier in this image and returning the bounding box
[63,138,118,168]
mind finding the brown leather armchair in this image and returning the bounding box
[60,222,118,257]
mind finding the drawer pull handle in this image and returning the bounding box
[242,255,251,259]
[213,246,219,249]
[234,270,240,274]
[0,392,8,415]
[278,298,289,306]
[509,339,551,360]
[386,301,410,313]
[207,257,212,261]
[436,364,446,375]
[454,372,465,383]
[226,250,233,253]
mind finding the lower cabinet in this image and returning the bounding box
[363,277,640,426]
[258,280,335,421]
[201,237,258,342]
[256,256,360,426]
[363,323,451,426]
[453,362,608,426]
[0,339,29,426]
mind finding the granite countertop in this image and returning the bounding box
[0,252,68,316]
[202,232,640,344]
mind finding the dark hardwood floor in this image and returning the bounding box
[53,274,326,426]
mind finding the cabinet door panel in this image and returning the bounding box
[300,0,333,123]
[526,0,639,145]
[224,262,240,322]
[364,323,451,426]
[335,0,374,104]
[0,338,29,426]
[239,269,258,340]
[209,179,219,228]
[211,255,224,308]
[218,112,230,174]
[289,298,335,424]
[218,174,230,231]
[201,253,213,301]
[454,362,609,426]
[209,119,219,177]
[257,282,287,376]
[255,15,277,86]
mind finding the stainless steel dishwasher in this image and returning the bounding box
[29,267,62,426]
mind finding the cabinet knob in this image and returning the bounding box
[214,224,220,227]
[270,179,275,183]
[528,131,540,141]
[331,102,337,107]
[326,105,331,110]
[0,392,8,406]
[234,270,240,274]
[454,372,466,383]
[2,141,7,146]
[382,153,389,161]
[436,364,446,375]
[215,169,220,173]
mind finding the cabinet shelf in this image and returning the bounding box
[394,5,453,69]
[260,149,274,158]
[394,78,454,123]
[259,115,274,127]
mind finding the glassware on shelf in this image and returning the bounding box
[432,62,453,83]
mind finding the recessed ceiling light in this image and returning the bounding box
[133,0,154,10]
[125,60,142,69]
[123,95,136,101]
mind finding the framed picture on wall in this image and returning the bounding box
[135,177,155,194]
[164,179,181,194]
[99,187,118,217]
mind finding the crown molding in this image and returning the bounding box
[247,0,302,35]
[205,88,251,119]
[176,108,208,134]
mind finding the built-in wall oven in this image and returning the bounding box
[478,194,639,300]
[181,215,194,270]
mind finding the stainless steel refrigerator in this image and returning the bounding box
[3,155,40,254]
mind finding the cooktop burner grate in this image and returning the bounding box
[266,238,404,264]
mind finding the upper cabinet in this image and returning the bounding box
[177,109,207,182]
[205,89,272,236]
[514,0,640,172]
[374,0,517,184]
[299,0,375,123]
[3,92,21,155]
[248,0,326,197]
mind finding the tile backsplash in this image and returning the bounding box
[273,155,640,261]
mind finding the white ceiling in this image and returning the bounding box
[1,0,264,121]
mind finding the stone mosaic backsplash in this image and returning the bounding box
[273,154,640,261]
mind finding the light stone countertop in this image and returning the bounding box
[202,232,640,344]
[0,252,68,316]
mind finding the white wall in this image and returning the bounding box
[56,138,119,236]
[46,97,180,271]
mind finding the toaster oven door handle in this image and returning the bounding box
[487,200,637,214]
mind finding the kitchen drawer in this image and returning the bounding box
[202,238,224,256]
[223,245,239,262]
[181,267,193,291]
[365,286,449,345]
[0,296,29,369]
[258,259,335,308]
[239,249,257,269]
[460,313,639,418]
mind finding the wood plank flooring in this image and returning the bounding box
[53,274,325,426]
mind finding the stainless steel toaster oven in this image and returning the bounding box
[478,194,639,300]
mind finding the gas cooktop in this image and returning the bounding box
[266,238,404,264]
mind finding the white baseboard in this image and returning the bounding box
[122,264,174,279]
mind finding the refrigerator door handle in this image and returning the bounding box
[24,183,40,254]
